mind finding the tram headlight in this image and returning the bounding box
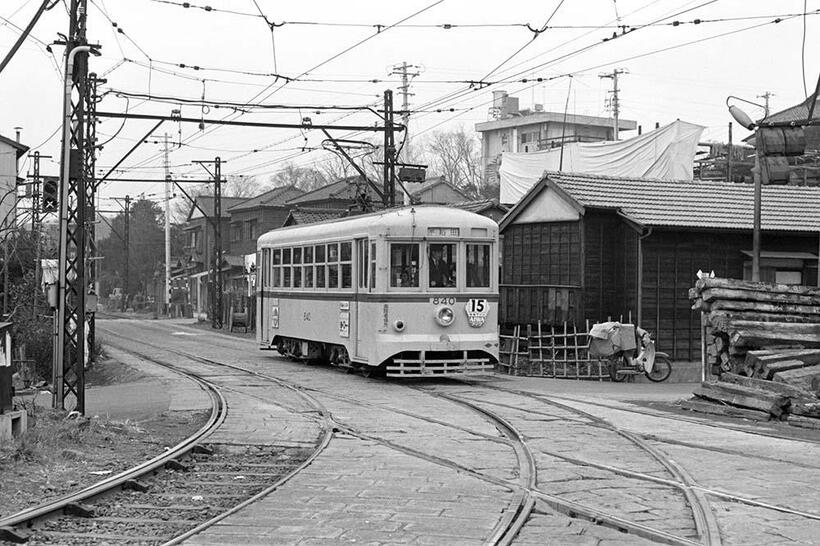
[435,306,455,327]
[393,319,406,332]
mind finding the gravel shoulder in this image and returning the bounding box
[0,355,209,518]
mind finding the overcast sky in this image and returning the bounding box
[1,0,818,209]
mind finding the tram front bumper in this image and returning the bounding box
[377,333,499,377]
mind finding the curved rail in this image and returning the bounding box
[98,326,338,545]
[427,390,537,546]
[0,360,227,530]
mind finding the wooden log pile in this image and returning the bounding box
[687,277,820,428]
[689,277,820,376]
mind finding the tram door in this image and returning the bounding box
[354,238,370,360]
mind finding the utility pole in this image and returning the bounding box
[727,122,733,183]
[390,62,421,163]
[122,195,130,311]
[193,158,223,329]
[757,91,774,117]
[599,68,627,140]
[29,152,51,322]
[383,91,396,207]
[163,133,171,316]
[54,0,96,413]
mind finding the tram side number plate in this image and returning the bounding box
[430,297,457,306]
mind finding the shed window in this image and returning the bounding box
[390,243,419,288]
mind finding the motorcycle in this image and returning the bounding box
[588,322,673,383]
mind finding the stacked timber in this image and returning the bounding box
[689,278,820,376]
[687,278,820,428]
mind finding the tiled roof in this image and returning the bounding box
[228,185,305,211]
[508,171,820,233]
[188,196,247,220]
[286,176,364,204]
[760,93,819,124]
[284,208,349,226]
[450,198,508,214]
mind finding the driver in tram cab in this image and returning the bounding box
[429,246,454,287]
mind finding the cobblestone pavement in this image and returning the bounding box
[100,319,820,545]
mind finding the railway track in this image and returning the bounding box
[97,323,709,544]
[0,332,332,546]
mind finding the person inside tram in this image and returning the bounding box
[429,246,455,287]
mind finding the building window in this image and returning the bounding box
[231,223,242,242]
[246,219,258,240]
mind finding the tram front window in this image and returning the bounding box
[390,243,419,287]
[466,244,491,288]
[428,243,456,288]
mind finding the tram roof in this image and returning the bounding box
[258,205,497,247]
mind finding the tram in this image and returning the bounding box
[256,206,499,377]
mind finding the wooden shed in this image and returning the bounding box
[499,172,820,360]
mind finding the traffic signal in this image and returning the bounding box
[756,127,805,184]
[42,177,58,212]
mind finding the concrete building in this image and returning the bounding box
[475,91,637,186]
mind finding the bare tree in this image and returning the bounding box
[420,126,493,199]
[268,162,328,192]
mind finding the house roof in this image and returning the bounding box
[403,176,470,201]
[227,185,305,212]
[0,134,29,158]
[286,176,365,205]
[500,171,820,233]
[187,196,247,222]
[760,92,819,124]
[449,198,509,214]
[283,207,350,226]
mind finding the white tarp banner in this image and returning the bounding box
[499,120,705,204]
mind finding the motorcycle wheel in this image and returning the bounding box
[608,357,627,382]
[645,355,672,382]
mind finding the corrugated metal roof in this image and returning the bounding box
[542,171,820,232]
[450,198,508,214]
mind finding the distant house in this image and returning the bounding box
[475,90,636,187]
[449,198,509,223]
[282,207,350,227]
[0,133,28,230]
[180,195,246,319]
[285,175,371,210]
[227,185,305,257]
[499,171,820,361]
[404,176,469,204]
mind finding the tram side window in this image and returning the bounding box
[341,241,352,289]
[282,248,292,288]
[315,244,326,289]
[327,243,339,289]
[428,243,457,288]
[390,243,419,288]
[272,249,281,287]
[370,242,376,290]
[466,244,491,288]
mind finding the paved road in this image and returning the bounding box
[98,318,820,545]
